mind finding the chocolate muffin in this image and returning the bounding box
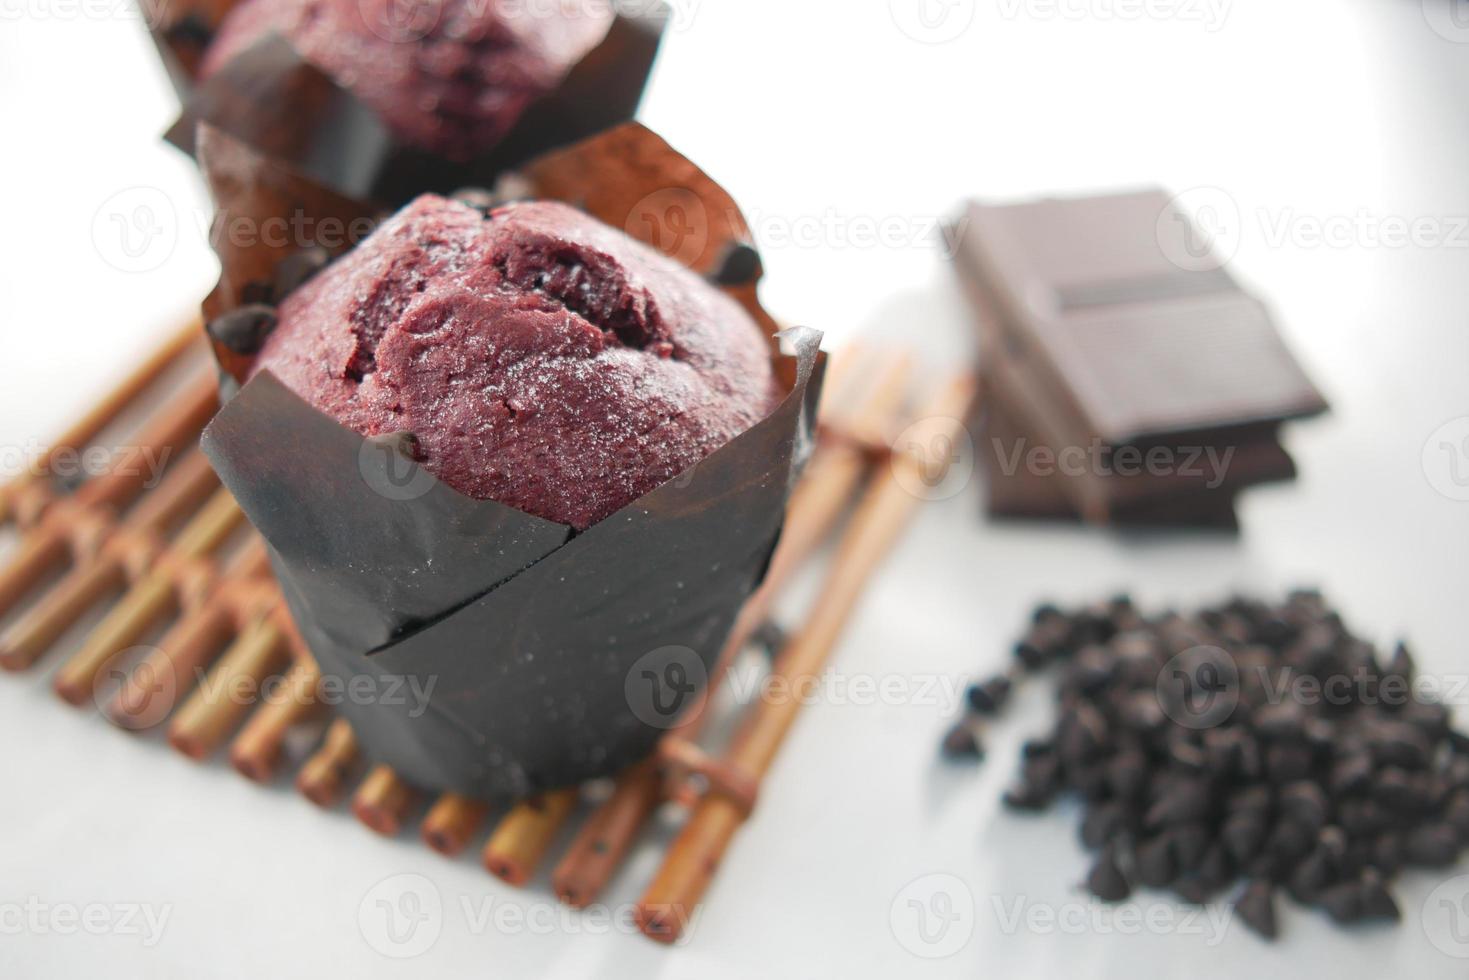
[251,195,781,530]
[199,0,613,159]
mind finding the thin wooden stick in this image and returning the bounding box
[0,528,71,623]
[0,452,219,673]
[635,375,977,943]
[551,351,912,908]
[352,765,416,836]
[53,490,243,705]
[0,558,127,673]
[0,371,218,620]
[0,318,203,527]
[72,372,220,514]
[297,718,359,808]
[483,789,579,886]
[553,760,663,908]
[167,617,289,760]
[421,794,492,857]
[104,542,270,729]
[228,658,322,781]
[105,604,233,730]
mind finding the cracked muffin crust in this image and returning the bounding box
[251,195,781,530]
[200,0,613,159]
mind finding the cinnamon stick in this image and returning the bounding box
[352,765,416,836]
[72,371,220,514]
[421,794,492,856]
[483,789,579,886]
[105,604,233,730]
[0,528,70,623]
[635,375,977,943]
[104,542,270,729]
[296,718,359,808]
[168,616,289,760]
[0,452,219,673]
[552,760,662,907]
[53,489,244,706]
[228,658,322,781]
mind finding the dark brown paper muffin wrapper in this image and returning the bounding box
[195,122,825,800]
[146,0,667,204]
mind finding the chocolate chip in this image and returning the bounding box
[1135,836,1177,888]
[1169,823,1213,870]
[1253,702,1306,741]
[1174,872,1224,905]
[1329,753,1373,797]
[1358,871,1400,922]
[1371,833,1404,876]
[1445,791,1469,841]
[1081,803,1126,850]
[1404,824,1461,868]
[1319,881,1365,924]
[1287,847,1335,904]
[1222,812,1268,865]
[1265,819,1314,868]
[1368,721,1433,770]
[1279,782,1330,833]
[1235,880,1279,940]
[206,304,278,356]
[272,246,332,301]
[1145,780,1213,828]
[1374,768,1430,812]
[1086,848,1132,902]
[965,675,1012,715]
[1266,743,1316,784]
[1106,749,1149,801]
[1384,642,1415,685]
[1339,800,1388,838]
[941,723,983,761]
[1003,782,1054,812]
[709,242,763,287]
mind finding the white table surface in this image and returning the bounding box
[4,1,1469,976]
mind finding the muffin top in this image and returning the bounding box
[201,0,613,159]
[251,195,781,529]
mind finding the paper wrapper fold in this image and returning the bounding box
[148,0,667,204]
[196,122,825,799]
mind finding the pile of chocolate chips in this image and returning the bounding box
[942,591,1469,940]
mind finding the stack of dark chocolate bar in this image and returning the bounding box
[952,189,1328,530]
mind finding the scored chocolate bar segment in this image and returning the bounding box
[952,188,1328,528]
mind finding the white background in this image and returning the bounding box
[4,0,1469,976]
